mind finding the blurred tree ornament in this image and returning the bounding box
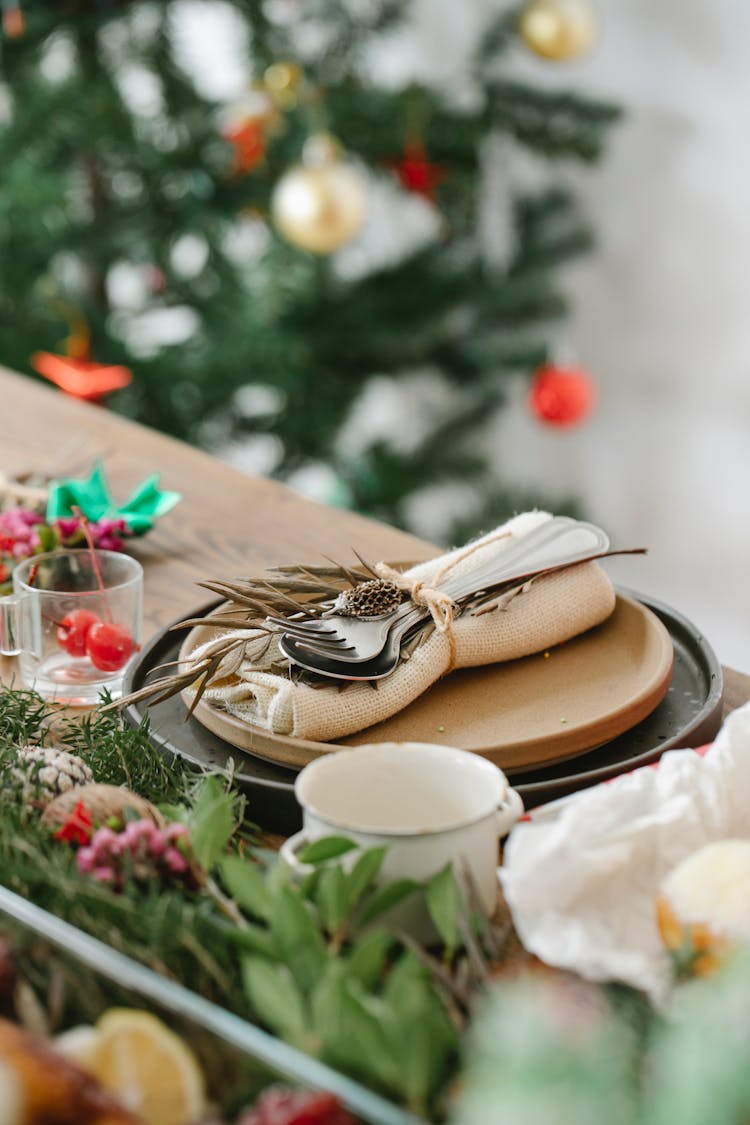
[219,90,276,177]
[31,298,131,404]
[518,0,596,61]
[271,133,367,255]
[1,1,24,38]
[264,61,304,108]
[391,139,446,202]
[31,352,132,404]
[528,363,596,426]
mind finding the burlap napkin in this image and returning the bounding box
[184,511,615,742]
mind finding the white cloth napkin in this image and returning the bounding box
[500,702,750,1005]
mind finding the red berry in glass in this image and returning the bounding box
[56,609,101,657]
[85,621,136,672]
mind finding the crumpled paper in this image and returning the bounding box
[500,702,750,1005]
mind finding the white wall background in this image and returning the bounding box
[487,0,750,674]
[179,0,750,673]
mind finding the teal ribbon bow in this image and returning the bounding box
[46,461,181,535]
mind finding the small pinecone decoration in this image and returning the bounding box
[8,745,93,802]
[331,579,402,620]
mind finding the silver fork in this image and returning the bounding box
[270,518,609,668]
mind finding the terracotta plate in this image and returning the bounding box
[177,593,674,773]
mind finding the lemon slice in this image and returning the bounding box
[90,1009,206,1125]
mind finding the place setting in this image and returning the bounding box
[120,511,724,833]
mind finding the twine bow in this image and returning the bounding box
[374,528,513,671]
[374,562,457,634]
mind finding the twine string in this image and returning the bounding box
[374,529,513,671]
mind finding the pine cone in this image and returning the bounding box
[331,579,402,619]
[8,745,93,802]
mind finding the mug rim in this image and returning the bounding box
[294,741,511,837]
[12,549,143,596]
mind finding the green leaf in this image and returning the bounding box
[312,967,398,1091]
[347,929,392,989]
[158,803,191,823]
[346,846,387,912]
[298,836,358,864]
[315,864,349,935]
[425,863,461,955]
[37,524,58,552]
[240,955,309,1045]
[300,867,322,900]
[357,879,421,927]
[189,775,235,870]
[218,920,276,959]
[218,855,273,922]
[271,886,327,993]
[267,854,292,897]
[382,952,458,1114]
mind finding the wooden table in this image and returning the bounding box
[5,365,750,719]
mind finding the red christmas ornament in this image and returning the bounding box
[223,118,267,176]
[31,352,132,405]
[390,140,446,201]
[528,364,596,427]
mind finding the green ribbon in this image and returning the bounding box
[46,460,181,535]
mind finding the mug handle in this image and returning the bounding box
[496,786,524,836]
[0,595,22,656]
[279,830,313,877]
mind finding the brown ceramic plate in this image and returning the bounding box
[177,593,674,773]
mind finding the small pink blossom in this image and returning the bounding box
[163,848,188,874]
[0,508,43,560]
[74,817,197,891]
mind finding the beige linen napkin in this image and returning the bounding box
[185,511,615,742]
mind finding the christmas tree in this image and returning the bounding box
[0,0,620,540]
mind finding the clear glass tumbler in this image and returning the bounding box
[0,550,143,704]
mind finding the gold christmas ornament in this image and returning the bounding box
[264,61,303,108]
[271,132,368,254]
[518,0,596,61]
[264,61,302,94]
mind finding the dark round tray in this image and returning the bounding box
[122,588,724,833]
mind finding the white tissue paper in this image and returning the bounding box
[500,702,750,1006]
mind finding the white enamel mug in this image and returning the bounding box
[280,742,524,938]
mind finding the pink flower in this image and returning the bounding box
[92,865,117,883]
[163,848,188,874]
[55,516,129,551]
[0,508,43,561]
[76,847,96,873]
[74,817,196,892]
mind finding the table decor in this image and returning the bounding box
[0,896,400,1125]
[0,548,143,703]
[120,511,652,749]
[501,701,750,1005]
[0,459,180,595]
[0,685,513,1121]
[2,680,750,1124]
[121,589,720,831]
